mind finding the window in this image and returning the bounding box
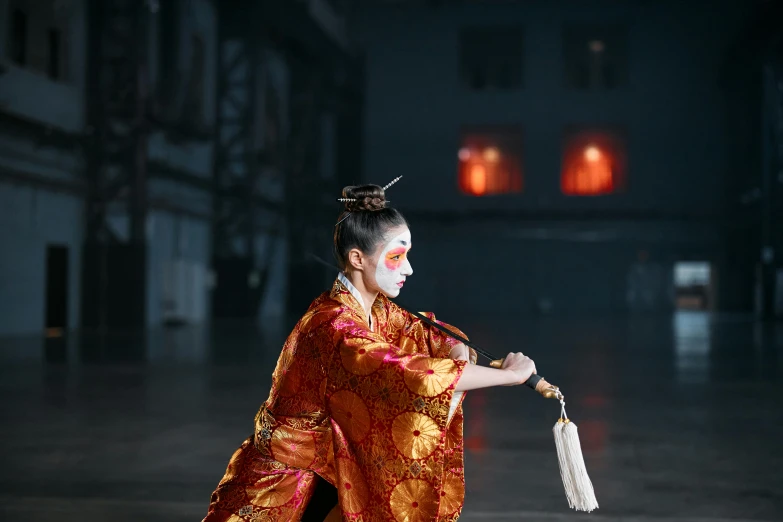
[458,127,523,196]
[47,28,61,79]
[563,25,628,89]
[9,8,27,66]
[7,2,68,80]
[561,127,626,195]
[459,26,523,90]
[674,261,712,310]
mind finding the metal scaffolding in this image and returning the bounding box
[210,1,284,319]
[81,0,152,331]
[211,1,363,319]
[77,0,363,325]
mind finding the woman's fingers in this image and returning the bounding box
[500,352,537,384]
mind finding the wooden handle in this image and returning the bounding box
[535,378,563,400]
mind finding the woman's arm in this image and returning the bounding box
[454,352,536,391]
[449,343,472,362]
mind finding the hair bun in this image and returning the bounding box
[341,184,386,212]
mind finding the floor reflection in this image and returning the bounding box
[0,313,781,521]
[673,310,711,384]
[0,320,291,368]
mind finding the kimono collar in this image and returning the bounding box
[335,272,377,330]
[337,272,366,310]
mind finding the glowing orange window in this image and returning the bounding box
[458,130,523,196]
[562,130,625,196]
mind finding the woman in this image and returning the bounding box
[203,183,536,522]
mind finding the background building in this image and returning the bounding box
[0,0,362,347]
[358,0,782,320]
[0,1,781,521]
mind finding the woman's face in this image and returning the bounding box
[368,226,413,298]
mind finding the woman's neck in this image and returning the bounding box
[344,271,378,322]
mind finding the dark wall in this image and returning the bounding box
[358,1,756,315]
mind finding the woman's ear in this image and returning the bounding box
[347,248,364,272]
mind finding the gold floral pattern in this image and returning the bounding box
[397,334,420,354]
[438,474,464,516]
[246,474,298,508]
[392,412,441,460]
[389,479,439,522]
[423,455,445,483]
[367,444,393,475]
[340,339,386,375]
[202,278,470,522]
[214,483,248,512]
[336,458,370,514]
[222,446,246,482]
[404,357,460,397]
[276,364,301,397]
[329,390,371,443]
[270,427,315,469]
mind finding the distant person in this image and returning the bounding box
[202,181,536,522]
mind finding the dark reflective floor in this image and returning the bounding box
[1,311,782,521]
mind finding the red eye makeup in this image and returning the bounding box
[384,247,408,271]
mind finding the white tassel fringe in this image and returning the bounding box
[552,403,599,512]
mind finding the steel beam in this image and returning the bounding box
[82,0,151,332]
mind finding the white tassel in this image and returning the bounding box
[552,398,599,512]
[553,420,576,505]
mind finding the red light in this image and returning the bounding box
[458,142,522,196]
[584,146,601,162]
[468,164,487,195]
[562,140,617,195]
[483,147,500,162]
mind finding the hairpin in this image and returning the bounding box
[335,212,351,227]
[382,176,403,191]
[337,198,357,203]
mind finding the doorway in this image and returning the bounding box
[673,261,712,311]
[45,245,69,336]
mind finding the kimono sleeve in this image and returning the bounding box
[325,321,468,521]
[401,310,478,363]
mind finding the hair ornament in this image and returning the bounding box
[382,176,403,191]
[335,178,402,227]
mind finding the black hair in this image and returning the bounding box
[333,184,408,271]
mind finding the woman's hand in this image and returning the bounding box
[454,351,537,391]
[500,352,536,385]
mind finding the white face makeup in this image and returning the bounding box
[374,228,413,298]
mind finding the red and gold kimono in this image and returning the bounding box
[203,276,475,522]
